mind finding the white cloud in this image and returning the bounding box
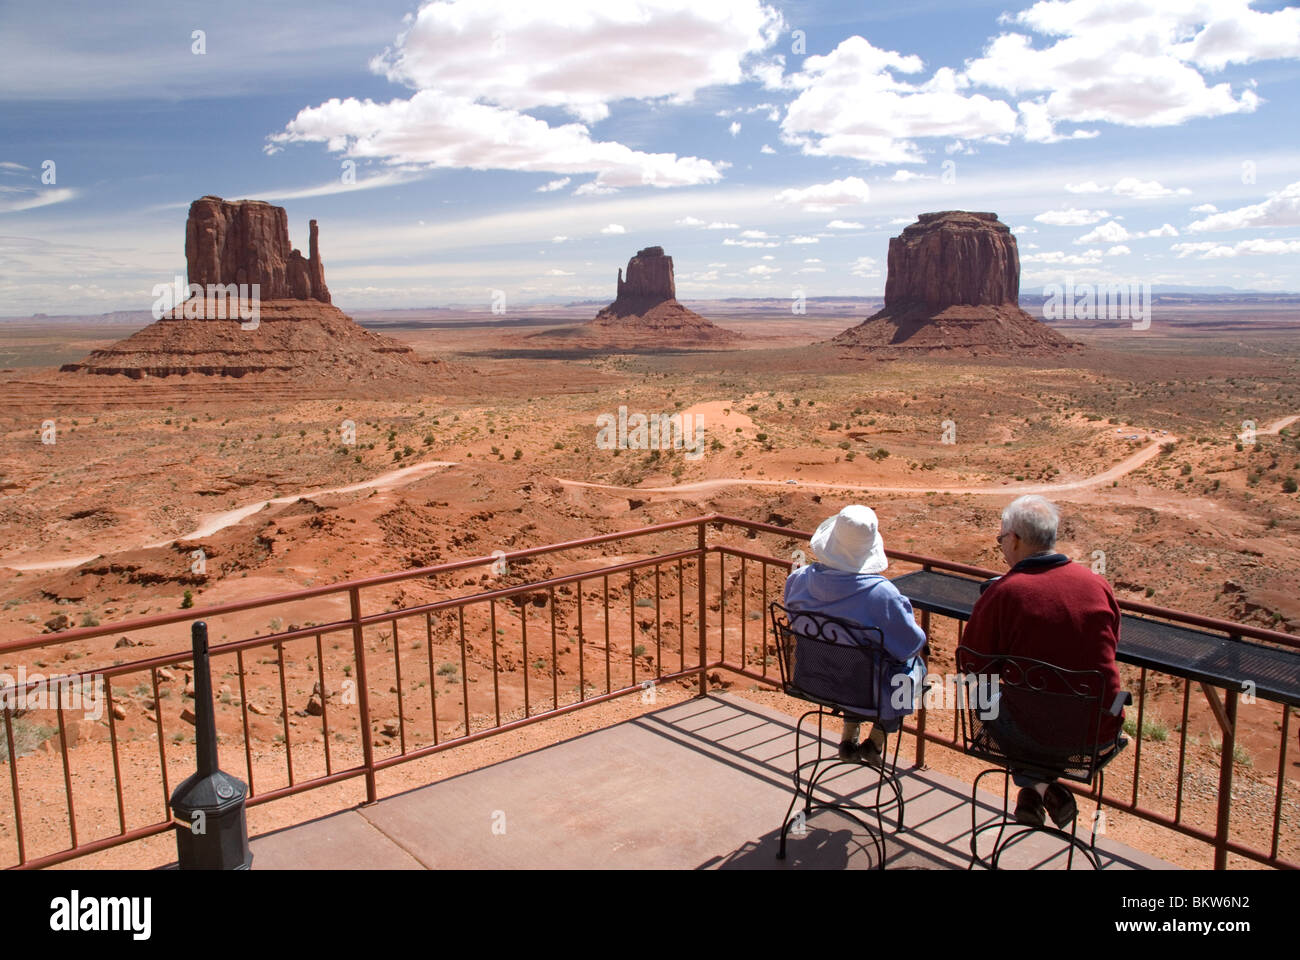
[370,0,784,124]
[850,256,880,277]
[888,217,913,225]
[600,223,625,234]
[545,268,575,276]
[1023,249,1104,265]
[804,258,821,263]
[724,237,779,248]
[889,170,934,182]
[551,235,568,243]
[675,216,705,227]
[1190,203,1217,214]
[964,1,1269,138]
[0,161,29,172]
[537,177,571,192]
[1137,223,1179,239]
[789,236,819,244]
[0,187,77,214]
[1173,237,1300,258]
[1187,181,1300,232]
[1075,221,1130,244]
[729,121,742,137]
[1017,99,1097,143]
[1065,180,1108,194]
[760,144,776,154]
[740,229,772,239]
[796,266,826,273]
[707,221,739,230]
[773,176,871,212]
[271,92,724,190]
[573,181,619,196]
[1112,177,1192,199]
[1105,245,1131,256]
[1034,208,1110,226]
[779,37,1018,164]
[827,220,865,230]
[747,264,780,276]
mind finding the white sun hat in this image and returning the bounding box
[809,505,888,574]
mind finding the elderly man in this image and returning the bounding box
[961,495,1123,829]
[784,505,927,766]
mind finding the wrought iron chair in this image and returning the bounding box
[955,645,1131,870]
[769,601,911,866]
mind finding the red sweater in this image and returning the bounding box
[961,554,1124,743]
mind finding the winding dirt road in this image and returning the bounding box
[7,416,1295,573]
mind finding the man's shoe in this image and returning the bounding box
[1014,787,1047,826]
[1043,783,1078,828]
[856,739,884,769]
[838,740,858,761]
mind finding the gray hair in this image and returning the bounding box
[1001,495,1060,551]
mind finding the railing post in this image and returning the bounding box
[916,606,929,768]
[349,587,378,804]
[1213,685,1238,870]
[697,522,709,698]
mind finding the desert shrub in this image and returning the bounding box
[181,590,194,609]
[1283,476,1298,494]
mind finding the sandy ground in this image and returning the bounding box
[1,307,1298,869]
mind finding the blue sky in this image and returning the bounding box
[2,0,1299,316]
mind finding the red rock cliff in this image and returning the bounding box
[883,211,1019,309]
[185,196,331,303]
[614,246,675,305]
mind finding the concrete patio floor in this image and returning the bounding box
[248,693,1175,870]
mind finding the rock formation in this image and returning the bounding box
[831,211,1074,354]
[185,196,330,303]
[587,246,738,341]
[59,197,452,389]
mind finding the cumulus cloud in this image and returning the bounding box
[747,264,780,276]
[272,0,785,189]
[724,237,779,248]
[1187,181,1300,232]
[551,235,568,243]
[889,170,935,182]
[675,216,705,227]
[1034,208,1110,226]
[789,236,819,244]
[964,0,1274,139]
[1075,221,1130,244]
[850,256,880,277]
[1023,249,1104,265]
[779,37,1017,164]
[760,144,776,154]
[271,92,724,190]
[707,221,739,230]
[600,223,626,234]
[537,177,571,192]
[1064,178,1190,199]
[1105,245,1131,256]
[773,176,871,212]
[545,268,575,276]
[371,0,784,124]
[1138,223,1180,238]
[729,121,742,137]
[827,220,865,230]
[1173,237,1300,258]
[1190,203,1217,214]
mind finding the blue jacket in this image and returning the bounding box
[783,564,927,721]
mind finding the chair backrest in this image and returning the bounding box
[769,601,896,718]
[954,645,1113,782]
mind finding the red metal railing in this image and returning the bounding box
[0,514,1294,869]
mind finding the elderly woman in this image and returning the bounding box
[784,505,927,765]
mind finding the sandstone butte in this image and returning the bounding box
[60,197,449,386]
[587,246,739,341]
[831,211,1077,355]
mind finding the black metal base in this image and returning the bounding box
[968,766,1107,870]
[776,708,907,868]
